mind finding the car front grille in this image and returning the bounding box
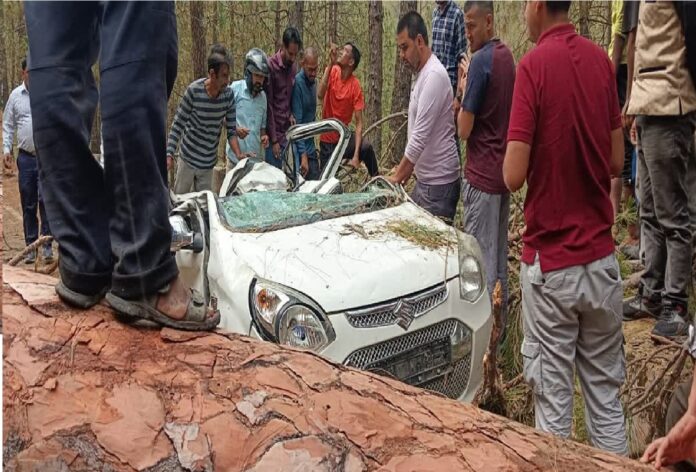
[344,283,448,329]
[343,319,472,400]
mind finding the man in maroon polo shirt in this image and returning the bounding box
[503,1,627,454]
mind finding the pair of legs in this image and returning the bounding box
[25,1,216,330]
[319,133,379,177]
[631,113,696,337]
[462,178,510,326]
[173,159,213,194]
[521,253,628,455]
[17,149,52,262]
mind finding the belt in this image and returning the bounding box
[19,148,35,157]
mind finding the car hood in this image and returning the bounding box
[226,202,460,313]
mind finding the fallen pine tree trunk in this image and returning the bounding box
[3,266,656,472]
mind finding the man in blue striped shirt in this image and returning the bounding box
[432,0,468,116]
[167,51,244,193]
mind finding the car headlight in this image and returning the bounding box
[250,279,335,352]
[456,231,486,302]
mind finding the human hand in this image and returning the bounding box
[166,155,174,171]
[452,97,461,116]
[237,127,249,139]
[348,155,360,169]
[272,142,281,158]
[329,43,338,65]
[641,412,696,468]
[261,135,269,148]
[300,153,309,177]
[4,153,14,174]
[290,115,296,126]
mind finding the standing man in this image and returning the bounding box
[225,48,270,169]
[457,1,515,320]
[503,0,627,455]
[292,47,320,179]
[167,51,243,193]
[622,0,696,339]
[24,2,219,329]
[266,27,302,169]
[2,57,53,264]
[389,11,461,224]
[318,42,379,178]
[432,0,468,119]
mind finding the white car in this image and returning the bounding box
[171,119,492,402]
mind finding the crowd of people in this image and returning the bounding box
[2,0,695,467]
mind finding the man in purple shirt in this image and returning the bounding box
[457,1,515,322]
[265,27,301,169]
[389,11,461,224]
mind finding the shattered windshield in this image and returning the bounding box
[219,189,403,233]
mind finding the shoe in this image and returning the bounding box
[620,243,640,261]
[652,304,690,340]
[623,292,661,321]
[55,281,109,309]
[42,244,54,263]
[24,249,37,265]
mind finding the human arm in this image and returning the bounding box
[458,52,489,141]
[3,93,17,169]
[503,60,537,192]
[166,85,195,167]
[349,109,364,169]
[641,365,696,468]
[318,45,337,101]
[387,157,415,185]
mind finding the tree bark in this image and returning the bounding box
[190,0,207,81]
[388,1,417,167]
[211,1,220,45]
[3,267,654,472]
[290,1,304,38]
[328,0,338,44]
[0,2,9,106]
[366,0,384,161]
[578,0,592,39]
[274,1,282,51]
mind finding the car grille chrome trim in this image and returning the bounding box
[344,283,448,328]
[343,319,472,399]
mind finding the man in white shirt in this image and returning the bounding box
[2,57,53,264]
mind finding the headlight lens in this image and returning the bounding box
[278,305,332,351]
[456,232,486,302]
[250,279,335,352]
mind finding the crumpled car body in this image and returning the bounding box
[171,119,492,402]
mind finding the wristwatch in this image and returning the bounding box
[686,324,696,359]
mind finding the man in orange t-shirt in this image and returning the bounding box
[318,42,379,176]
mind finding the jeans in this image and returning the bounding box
[25,1,179,298]
[17,150,51,246]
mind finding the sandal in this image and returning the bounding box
[56,281,109,309]
[105,284,220,331]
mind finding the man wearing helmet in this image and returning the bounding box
[226,48,270,168]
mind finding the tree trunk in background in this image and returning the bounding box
[578,0,591,39]
[329,1,338,44]
[3,267,655,472]
[190,0,207,81]
[274,1,282,50]
[388,0,416,167]
[212,1,220,45]
[227,2,236,77]
[0,2,9,106]
[367,0,384,161]
[290,1,304,38]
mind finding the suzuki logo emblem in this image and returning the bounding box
[394,299,416,330]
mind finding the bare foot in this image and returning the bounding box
[155,276,205,321]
